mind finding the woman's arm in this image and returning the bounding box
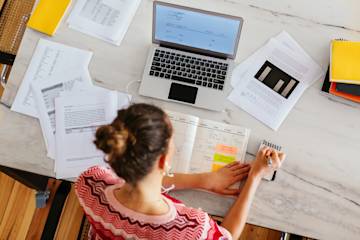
[163,172,209,189]
[220,173,261,238]
[221,148,286,239]
[162,162,250,195]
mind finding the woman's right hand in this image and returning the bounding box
[249,147,286,180]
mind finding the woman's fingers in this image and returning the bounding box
[228,161,249,168]
[260,146,270,155]
[265,149,273,158]
[229,162,249,171]
[225,161,239,168]
[234,172,248,182]
[269,149,286,169]
[232,165,250,176]
[278,152,286,161]
[221,188,240,196]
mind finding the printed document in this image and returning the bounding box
[87,86,133,110]
[229,32,325,130]
[67,0,141,45]
[32,70,93,159]
[11,38,92,118]
[55,90,118,179]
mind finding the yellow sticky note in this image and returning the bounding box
[213,153,236,164]
[211,163,224,172]
[27,0,71,36]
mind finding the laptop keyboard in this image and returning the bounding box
[148,49,228,91]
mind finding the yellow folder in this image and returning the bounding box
[27,0,71,36]
[331,40,360,85]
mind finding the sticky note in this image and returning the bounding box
[213,153,236,164]
[211,163,224,172]
[215,144,238,155]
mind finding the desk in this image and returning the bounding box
[1,0,360,239]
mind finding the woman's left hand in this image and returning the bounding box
[205,162,250,196]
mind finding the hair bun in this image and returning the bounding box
[94,125,129,155]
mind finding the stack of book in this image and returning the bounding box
[322,40,360,107]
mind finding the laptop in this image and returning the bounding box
[139,1,244,111]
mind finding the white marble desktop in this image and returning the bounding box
[0,0,360,239]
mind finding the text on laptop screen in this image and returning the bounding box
[154,4,241,56]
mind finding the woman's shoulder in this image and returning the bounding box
[75,165,121,185]
[74,165,122,202]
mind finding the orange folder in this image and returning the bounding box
[330,82,360,103]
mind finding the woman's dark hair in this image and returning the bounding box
[94,103,173,185]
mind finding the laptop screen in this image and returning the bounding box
[153,3,243,58]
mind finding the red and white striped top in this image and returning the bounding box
[75,166,232,240]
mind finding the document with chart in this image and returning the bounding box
[167,111,250,175]
[32,70,93,160]
[11,38,92,118]
[229,31,325,130]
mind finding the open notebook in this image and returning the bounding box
[167,111,251,174]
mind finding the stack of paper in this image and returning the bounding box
[67,0,141,45]
[11,38,132,179]
[321,67,360,108]
[326,40,360,104]
[229,31,325,130]
[32,70,93,159]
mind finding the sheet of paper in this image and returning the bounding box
[67,0,141,45]
[231,31,323,88]
[166,111,199,173]
[11,38,93,118]
[229,32,325,130]
[58,85,133,110]
[189,119,250,173]
[32,70,93,159]
[231,44,267,88]
[117,91,133,110]
[53,86,131,173]
[55,90,118,179]
[92,86,133,110]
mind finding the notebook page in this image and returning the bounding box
[189,119,250,173]
[166,111,199,173]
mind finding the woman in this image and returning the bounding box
[75,103,285,239]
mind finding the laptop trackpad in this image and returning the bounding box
[168,83,198,104]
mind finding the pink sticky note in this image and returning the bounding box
[215,144,238,155]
